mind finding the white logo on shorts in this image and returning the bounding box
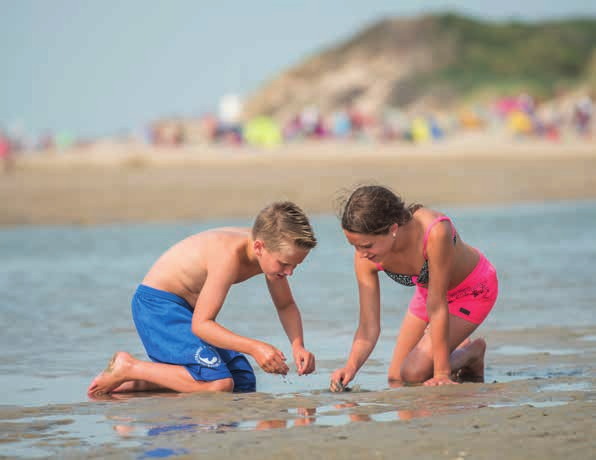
[194,345,222,368]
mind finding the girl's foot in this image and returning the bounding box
[455,338,486,383]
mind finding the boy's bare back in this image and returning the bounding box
[142,227,260,308]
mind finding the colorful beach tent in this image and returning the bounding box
[411,117,431,143]
[244,116,282,148]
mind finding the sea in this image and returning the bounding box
[1,200,595,458]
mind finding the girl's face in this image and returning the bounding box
[343,228,395,263]
[255,242,310,280]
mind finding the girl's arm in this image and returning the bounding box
[330,253,381,391]
[424,221,457,385]
[267,277,315,375]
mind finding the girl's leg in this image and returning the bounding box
[399,315,484,384]
[387,311,428,386]
[87,352,234,396]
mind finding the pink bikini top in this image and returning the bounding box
[374,216,456,287]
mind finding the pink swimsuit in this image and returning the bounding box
[376,216,498,324]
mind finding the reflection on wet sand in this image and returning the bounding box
[3,376,592,459]
[107,393,485,437]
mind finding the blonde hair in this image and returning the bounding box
[252,201,317,252]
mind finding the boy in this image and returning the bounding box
[88,201,317,396]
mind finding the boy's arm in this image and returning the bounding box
[192,261,289,375]
[266,276,315,375]
[330,254,381,391]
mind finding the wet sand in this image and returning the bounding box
[2,324,596,458]
[1,137,595,226]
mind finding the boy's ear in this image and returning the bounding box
[253,239,264,256]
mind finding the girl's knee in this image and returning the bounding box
[400,362,432,384]
[387,370,401,383]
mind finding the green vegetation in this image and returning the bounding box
[431,13,596,99]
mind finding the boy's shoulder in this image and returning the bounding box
[196,227,259,282]
[196,226,251,243]
[192,226,252,258]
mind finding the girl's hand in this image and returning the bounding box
[329,367,355,392]
[293,346,315,375]
[252,342,289,375]
[423,373,458,386]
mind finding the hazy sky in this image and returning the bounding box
[2,1,596,139]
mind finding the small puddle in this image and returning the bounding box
[579,335,596,342]
[493,345,579,356]
[488,400,570,409]
[137,448,190,459]
[1,412,141,458]
[539,381,592,392]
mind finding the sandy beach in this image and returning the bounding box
[1,136,595,226]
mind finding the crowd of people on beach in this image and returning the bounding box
[0,93,593,161]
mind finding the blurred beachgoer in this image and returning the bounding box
[283,114,304,141]
[300,106,320,137]
[88,202,317,397]
[0,129,13,173]
[573,96,593,137]
[330,185,498,391]
[38,132,55,151]
[331,110,352,138]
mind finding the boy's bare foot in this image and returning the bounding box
[455,338,486,383]
[87,352,136,397]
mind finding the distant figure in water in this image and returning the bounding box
[330,185,498,391]
[88,202,317,397]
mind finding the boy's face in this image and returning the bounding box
[255,241,310,280]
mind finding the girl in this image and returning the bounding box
[330,185,498,389]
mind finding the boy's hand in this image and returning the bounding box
[253,342,289,375]
[292,346,315,375]
[330,367,355,392]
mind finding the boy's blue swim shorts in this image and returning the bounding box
[131,284,256,392]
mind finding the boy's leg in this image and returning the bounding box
[399,315,484,384]
[87,351,234,396]
[225,354,257,393]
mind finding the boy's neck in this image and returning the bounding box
[245,238,259,265]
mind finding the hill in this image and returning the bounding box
[242,13,596,121]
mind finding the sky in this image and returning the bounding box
[2,1,596,140]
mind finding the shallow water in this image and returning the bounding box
[1,200,596,458]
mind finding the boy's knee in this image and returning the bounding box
[208,378,235,392]
[232,369,256,393]
[229,356,257,393]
